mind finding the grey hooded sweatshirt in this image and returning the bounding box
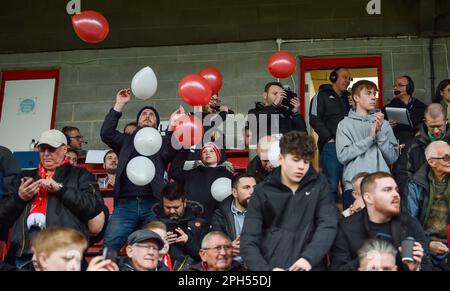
[336,110,399,191]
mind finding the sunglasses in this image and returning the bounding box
[69,135,83,141]
[429,154,450,162]
[38,145,58,153]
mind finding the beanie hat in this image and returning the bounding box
[136,106,160,128]
[201,142,222,163]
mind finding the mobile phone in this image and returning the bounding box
[102,247,118,263]
[167,220,189,236]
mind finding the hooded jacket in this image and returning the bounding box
[395,123,450,193]
[100,108,175,203]
[169,149,234,221]
[336,110,399,191]
[240,166,339,271]
[309,84,351,152]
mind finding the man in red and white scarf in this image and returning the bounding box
[0,129,104,268]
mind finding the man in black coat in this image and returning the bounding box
[382,75,427,145]
[211,173,256,262]
[152,181,210,266]
[100,88,180,251]
[330,172,432,271]
[248,82,306,143]
[309,69,352,203]
[0,129,103,266]
[241,131,339,271]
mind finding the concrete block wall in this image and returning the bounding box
[0,37,449,150]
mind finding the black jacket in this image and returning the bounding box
[153,200,210,263]
[118,256,169,271]
[240,166,339,271]
[330,208,432,271]
[0,164,103,257]
[100,108,174,203]
[248,102,307,142]
[246,156,271,183]
[211,195,238,241]
[169,150,234,221]
[382,97,427,145]
[394,123,450,194]
[309,85,351,152]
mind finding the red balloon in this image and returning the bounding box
[199,67,223,95]
[267,51,296,78]
[72,11,109,44]
[173,115,204,148]
[178,74,212,106]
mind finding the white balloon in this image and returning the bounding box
[131,66,158,100]
[134,127,162,156]
[211,177,232,202]
[126,157,155,186]
[267,140,281,168]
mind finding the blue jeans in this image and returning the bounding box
[103,197,157,251]
[320,143,343,202]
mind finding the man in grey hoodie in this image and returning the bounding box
[336,80,399,209]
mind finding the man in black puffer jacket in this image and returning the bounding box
[0,129,103,267]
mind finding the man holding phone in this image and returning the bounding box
[152,181,210,264]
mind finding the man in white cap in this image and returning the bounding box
[0,129,104,269]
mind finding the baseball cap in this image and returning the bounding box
[36,129,67,148]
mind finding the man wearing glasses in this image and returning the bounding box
[62,126,86,156]
[406,141,450,270]
[382,75,427,145]
[119,229,168,271]
[187,231,241,271]
[0,129,103,268]
[395,103,450,193]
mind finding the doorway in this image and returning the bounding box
[299,55,384,169]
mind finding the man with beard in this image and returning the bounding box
[241,131,338,271]
[211,173,257,264]
[100,88,180,252]
[406,141,450,269]
[97,150,118,189]
[331,172,432,271]
[152,182,210,269]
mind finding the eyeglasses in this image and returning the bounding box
[69,135,83,141]
[394,83,408,87]
[133,243,159,252]
[38,145,58,153]
[202,244,232,252]
[429,154,450,162]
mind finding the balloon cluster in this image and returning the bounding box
[178,67,223,106]
[126,127,162,186]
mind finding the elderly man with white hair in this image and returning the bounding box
[406,140,450,267]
